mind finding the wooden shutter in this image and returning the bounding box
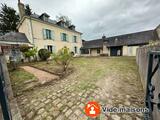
[51,31,54,40]
[52,46,56,53]
[60,33,63,41]
[43,29,46,39]
[44,45,47,49]
[72,36,74,43]
[66,34,69,42]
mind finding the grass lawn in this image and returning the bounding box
[28,56,141,92]
[9,68,37,96]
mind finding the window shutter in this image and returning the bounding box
[75,36,77,42]
[72,36,74,43]
[66,34,69,42]
[60,33,63,41]
[43,29,47,39]
[44,45,47,49]
[52,46,56,53]
[51,31,54,40]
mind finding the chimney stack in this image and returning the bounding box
[18,0,25,20]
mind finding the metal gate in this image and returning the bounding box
[145,51,160,120]
[0,56,12,120]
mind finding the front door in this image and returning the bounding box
[110,46,122,56]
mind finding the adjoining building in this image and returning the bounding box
[81,27,160,56]
[0,32,31,62]
[17,1,82,55]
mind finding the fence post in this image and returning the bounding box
[0,54,12,120]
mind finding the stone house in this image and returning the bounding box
[81,29,160,56]
[17,1,82,55]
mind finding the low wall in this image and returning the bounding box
[136,45,160,120]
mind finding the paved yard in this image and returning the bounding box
[12,57,144,120]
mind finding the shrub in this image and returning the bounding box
[24,47,37,62]
[38,49,51,61]
[52,46,73,74]
[20,44,30,52]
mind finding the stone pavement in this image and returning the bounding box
[21,66,59,84]
[16,74,144,120]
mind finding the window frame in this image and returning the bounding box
[73,36,77,43]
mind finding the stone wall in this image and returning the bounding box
[136,45,160,120]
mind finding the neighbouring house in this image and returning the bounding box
[17,1,82,55]
[0,32,31,62]
[81,28,160,56]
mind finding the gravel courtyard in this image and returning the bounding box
[11,57,144,120]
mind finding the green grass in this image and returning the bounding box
[71,57,138,91]
[10,68,36,95]
[18,56,138,92]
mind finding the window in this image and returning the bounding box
[61,33,68,41]
[97,49,100,54]
[74,46,77,53]
[43,29,54,39]
[47,45,53,53]
[73,36,77,43]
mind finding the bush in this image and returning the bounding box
[20,44,30,52]
[52,47,73,74]
[38,49,51,61]
[24,47,37,62]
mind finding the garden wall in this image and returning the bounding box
[136,45,160,120]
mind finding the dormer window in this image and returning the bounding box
[57,20,66,27]
[69,25,75,30]
[39,13,50,22]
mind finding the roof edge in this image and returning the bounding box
[17,15,82,35]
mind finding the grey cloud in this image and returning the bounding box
[1,0,160,40]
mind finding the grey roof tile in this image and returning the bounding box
[0,32,30,43]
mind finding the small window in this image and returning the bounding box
[73,36,77,43]
[74,46,77,53]
[47,45,53,53]
[61,33,67,41]
[97,49,100,54]
[43,29,54,39]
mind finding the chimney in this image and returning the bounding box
[18,0,25,20]
[102,34,106,42]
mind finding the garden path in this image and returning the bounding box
[21,66,59,84]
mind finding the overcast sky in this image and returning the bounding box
[1,0,160,40]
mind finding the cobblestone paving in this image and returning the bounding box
[16,57,144,120]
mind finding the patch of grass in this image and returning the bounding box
[72,57,138,91]
[10,68,36,95]
[26,56,139,92]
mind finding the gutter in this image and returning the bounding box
[29,16,35,44]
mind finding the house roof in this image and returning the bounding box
[17,14,82,35]
[0,32,30,44]
[105,30,158,47]
[82,39,103,49]
[82,30,159,48]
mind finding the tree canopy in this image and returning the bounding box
[0,4,19,34]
